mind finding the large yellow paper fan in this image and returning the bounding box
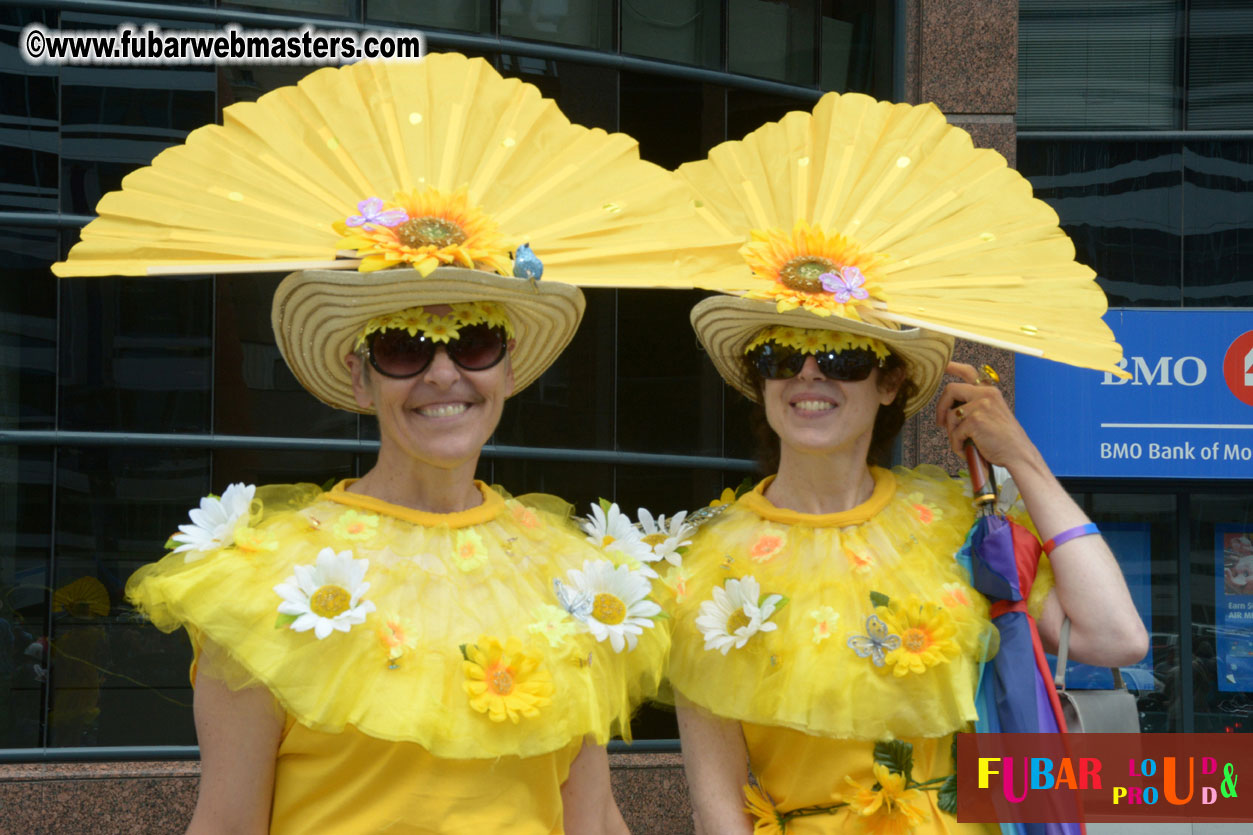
[677,91,1127,378]
[53,53,733,285]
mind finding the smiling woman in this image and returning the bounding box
[52,53,734,835]
[660,91,1148,835]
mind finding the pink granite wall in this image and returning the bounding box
[899,0,1018,474]
[0,754,694,835]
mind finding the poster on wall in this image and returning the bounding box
[1216,525,1253,693]
[1046,523,1154,690]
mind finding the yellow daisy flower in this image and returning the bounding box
[810,605,840,644]
[842,763,930,835]
[332,510,379,543]
[749,528,787,563]
[740,220,886,318]
[453,529,489,572]
[335,187,512,275]
[709,487,738,508]
[527,604,578,648]
[744,784,786,835]
[463,636,554,723]
[877,597,960,677]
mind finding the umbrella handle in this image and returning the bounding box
[964,439,996,505]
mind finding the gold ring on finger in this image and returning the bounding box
[976,364,1000,386]
[955,406,966,421]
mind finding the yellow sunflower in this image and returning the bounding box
[877,597,960,677]
[463,635,554,723]
[740,220,886,318]
[842,764,930,835]
[743,784,786,835]
[336,187,512,275]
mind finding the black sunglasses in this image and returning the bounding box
[748,342,883,382]
[367,323,508,378]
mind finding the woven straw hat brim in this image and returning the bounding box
[690,296,954,417]
[272,267,585,414]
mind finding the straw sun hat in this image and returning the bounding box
[54,53,737,411]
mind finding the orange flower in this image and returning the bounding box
[740,220,886,319]
[750,528,787,563]
[512,504,541,530]
[843,763,930,835]
[336,187,512,275]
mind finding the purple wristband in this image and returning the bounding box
[1042,522,1100,555]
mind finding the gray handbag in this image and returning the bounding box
[1053,617,1141,733]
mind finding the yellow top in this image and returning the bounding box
[665,466,1053,833]
[130,479,669,834]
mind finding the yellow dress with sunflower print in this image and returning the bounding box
[127,479,668,835]
[666,466,1053,835]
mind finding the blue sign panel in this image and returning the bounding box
[1016,309,1253,479]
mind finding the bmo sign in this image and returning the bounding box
[1017,310,1253,479]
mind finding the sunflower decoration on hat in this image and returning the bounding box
[53,53,735,411]
[677,92,1129,414]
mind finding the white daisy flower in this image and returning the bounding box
[556,560,660,652]
[637,507,692,567]
[695,576,784,655]
[581,502,652,563]
[274,548,376,639]
[171,483,256,562]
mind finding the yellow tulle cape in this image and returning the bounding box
[127,481,668,760]
[666,466,1051,742]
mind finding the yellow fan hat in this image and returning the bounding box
[678,91,1127,412]
[54,53,736,411]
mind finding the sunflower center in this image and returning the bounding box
[779,256,838,293]
[309,584,351,618]
[727,609,753,633]
[902,627,931,652]
[487,663,515,696]
[641,532,668,547]
[396,216,467,249]
[592,592,628,625]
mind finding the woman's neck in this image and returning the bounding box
[765,444,877,515]
[349,449,483,514]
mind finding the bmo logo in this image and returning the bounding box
[1224,330,1253,408]
[1102,356,1207,387]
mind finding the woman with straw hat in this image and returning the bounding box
[662,93,1149,834]
[54,53,731,834]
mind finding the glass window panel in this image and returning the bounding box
[1072,492,1180,732]
[59,35,215,213]
[218,66,316,107]
[821,0,892,98]
[1183,141,1253,308]
[50,446,211,746]
[615,464,750,523]
[616,290,723,456]
[214,274,359,439]
[1017,140,1183,307]
[621,74,725,168]
[722,378,761,467]
[1187,0,1253,130]
[496,288,616,452]
[498,56,618,131]
[0,445,52,748]
[367,0,491,33]
[0,227,57,430]
[212,448,355,491]
[728,0,817,85]
[219,0,351,17]
[727,89,813,142]
[58,277,213,433]
[621,0,721,69]
[1018,0,1180,130]
[501,0,613,51]
[1191,489,1253,733]
[0,10,58,215]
